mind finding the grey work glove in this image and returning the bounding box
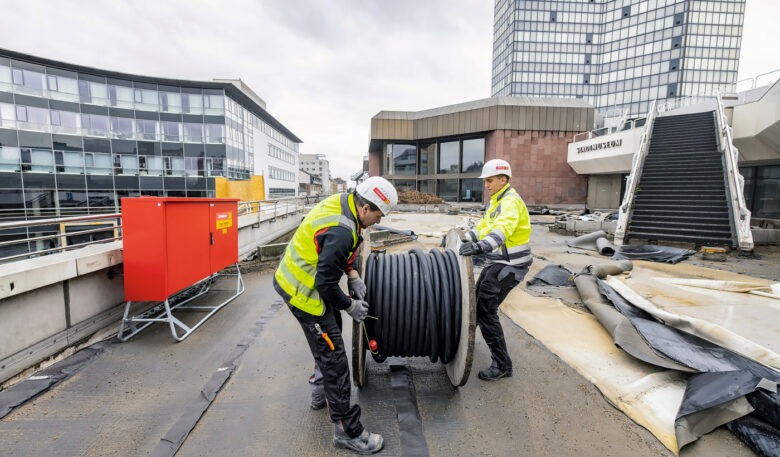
[459,241,483,256]
[346,298,369,322]
[348,275,367,300]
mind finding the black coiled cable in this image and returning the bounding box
[364,248,462,364]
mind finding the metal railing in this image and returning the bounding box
[0,213,122,263]
[0,194,328,264]
[572,116,647,143]
[715,91,754,251]
[237,194,327,219]
[613,100,658,246]
[659,70,780,114]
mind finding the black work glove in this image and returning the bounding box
[346,298,369,322]
[459,241,483,256]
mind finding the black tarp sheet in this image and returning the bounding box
[566,231,697,264]
[612,245,697,264]
[573,261,780,456]
[527,264,575,287]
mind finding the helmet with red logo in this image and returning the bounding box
[479,159,512,179]
[356,176,398,215]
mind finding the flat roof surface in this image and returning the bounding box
[2,213,775,456]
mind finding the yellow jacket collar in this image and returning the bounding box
[490,183,512,203]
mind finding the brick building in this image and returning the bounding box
[368,97,595,206]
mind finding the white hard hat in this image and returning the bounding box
[479,159,512,178]
[355,176,398,215]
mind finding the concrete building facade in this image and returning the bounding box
[299,153,331,193]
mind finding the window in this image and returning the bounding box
[183,123,203,142]
[185,157,204,177]
[392,144,416,175]
[134,88,158,111]
[78,80,108,106]
[437,179,458,202]
[12,69,44,94]
[110,117,134,139]
[136,119,158,140]
[47,75,79,102]
[159,91,182,113]
[81,114,109,137]
[181,93,204,114]
[203,94,225,115]
[108,84,134,109]
[0,146,21,172]
[460,179,483,202]
[85,152,112,174]
[146,156,164,176]
[162,121,181,141]
[461,138,484,173]
[438,141,459,174]
[166,156,185,176]
[205,124,224,143]
[21,148,55,173]
[17,106,49,130]
[62,151,84,173]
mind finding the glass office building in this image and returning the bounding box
[492,0,745,116]
[0,48,301,222]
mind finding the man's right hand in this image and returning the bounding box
[459,241,483,256]
[346,298,369,322]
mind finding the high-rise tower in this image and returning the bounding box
[492,0,745,116]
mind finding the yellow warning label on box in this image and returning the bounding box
[216,212,233,230]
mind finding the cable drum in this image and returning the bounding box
[364,248,462,364]
[352,228,476,387]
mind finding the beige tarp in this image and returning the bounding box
[501,263,780,454]
[501,290,687,454]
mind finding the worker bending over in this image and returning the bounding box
[458,159,532,381]
[273,176,398,454]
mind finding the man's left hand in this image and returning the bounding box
[348,275,367,300]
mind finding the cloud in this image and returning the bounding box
[0,0,776,181]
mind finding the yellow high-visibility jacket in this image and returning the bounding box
[274,193,360,315]
[465,183,532,266]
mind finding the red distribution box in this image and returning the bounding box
[122,197,239,302]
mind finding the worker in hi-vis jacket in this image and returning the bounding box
[273,176,398,455]
[458,159,533,381]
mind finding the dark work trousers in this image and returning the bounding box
[287,303,363,438]
[309,311,343,405]
[475,262,530,371]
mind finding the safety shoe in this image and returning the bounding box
[310,397,326,410]
[478,365,512,381]
[333,429,384,454]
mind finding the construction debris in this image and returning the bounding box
[398,190,443,204]
[700,246,728,262]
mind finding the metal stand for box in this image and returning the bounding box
[117,263,245,342]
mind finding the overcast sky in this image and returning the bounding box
[1,0,778,181]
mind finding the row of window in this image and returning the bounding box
[0,103,226,142]
[384,138,485,177]
[0,147,226,178]
[390,178,484,203]
[269,144,296,165]
[268,165,296,182]
[0,67,226,115]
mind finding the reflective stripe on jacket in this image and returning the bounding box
[274,193,359,315]
[466,183,532,266]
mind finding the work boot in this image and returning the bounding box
[333,428,384,454]
[310,397,326,410]
[478,365,512,381]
